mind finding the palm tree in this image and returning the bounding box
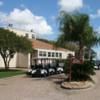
[65,42,78,51]
[84,31,99,60]
[57,12,99,60]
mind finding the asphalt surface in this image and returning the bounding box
[0,71,100,100]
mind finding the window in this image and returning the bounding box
[48,52,51,57]
[25,33,29,38]
[39,51,42,56]
[39,51,46,57]
[56,53,58,57]
[59,53,62,58]
[52,52,55,57]
[43,51,46,56]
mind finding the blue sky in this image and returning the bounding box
[0,0,100,59]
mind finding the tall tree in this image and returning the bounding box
[0,28,32,70]
[57,12,99,60]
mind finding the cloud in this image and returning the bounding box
[0,12,7,23]
[0,8,53,35]
[58,0,83,12]
[90,9,100,19]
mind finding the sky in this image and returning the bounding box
[0,0,100,59]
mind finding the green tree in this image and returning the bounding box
[0,28,32,70]
[84,32,99,60]
[57,12,99,60]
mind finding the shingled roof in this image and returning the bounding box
[32,39,70,52]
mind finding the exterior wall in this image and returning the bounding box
[36,48,74,59]
[16,53,29,68]
[32,48,75,65]
[0,53,17,68]
[5,27,36,39]
[0,48,74,68]
[0,27,35,69]
[0,52,30,68]
[62,51,75,59]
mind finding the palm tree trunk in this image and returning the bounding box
[79,42,84,62]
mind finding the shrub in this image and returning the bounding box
[63,60,69,73]
[64,60,95,81]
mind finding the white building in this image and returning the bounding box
[0,27,74,68]
[31,39,74,65]
[5,27,36,39]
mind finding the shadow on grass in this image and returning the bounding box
[0,69,25,79]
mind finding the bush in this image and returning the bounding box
[63,60,69,73]
[64,60,95,81]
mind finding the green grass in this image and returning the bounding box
[0,69,25,79]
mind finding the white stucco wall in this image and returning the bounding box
[0,52,30,68]
[5,27,36,39]
[0,53,17,68]
[35,48,74,59]
[62,51,75,59]
[16,53,29,68]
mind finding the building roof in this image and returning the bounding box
[32,39,70,52]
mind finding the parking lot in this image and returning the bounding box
[0,71,100,100]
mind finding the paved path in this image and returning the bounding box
[0,71,100,100]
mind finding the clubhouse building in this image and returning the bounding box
[0,27,74,68]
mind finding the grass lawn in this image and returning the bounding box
[0,69,25,79]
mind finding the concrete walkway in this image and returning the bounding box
[0,71,100,100]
